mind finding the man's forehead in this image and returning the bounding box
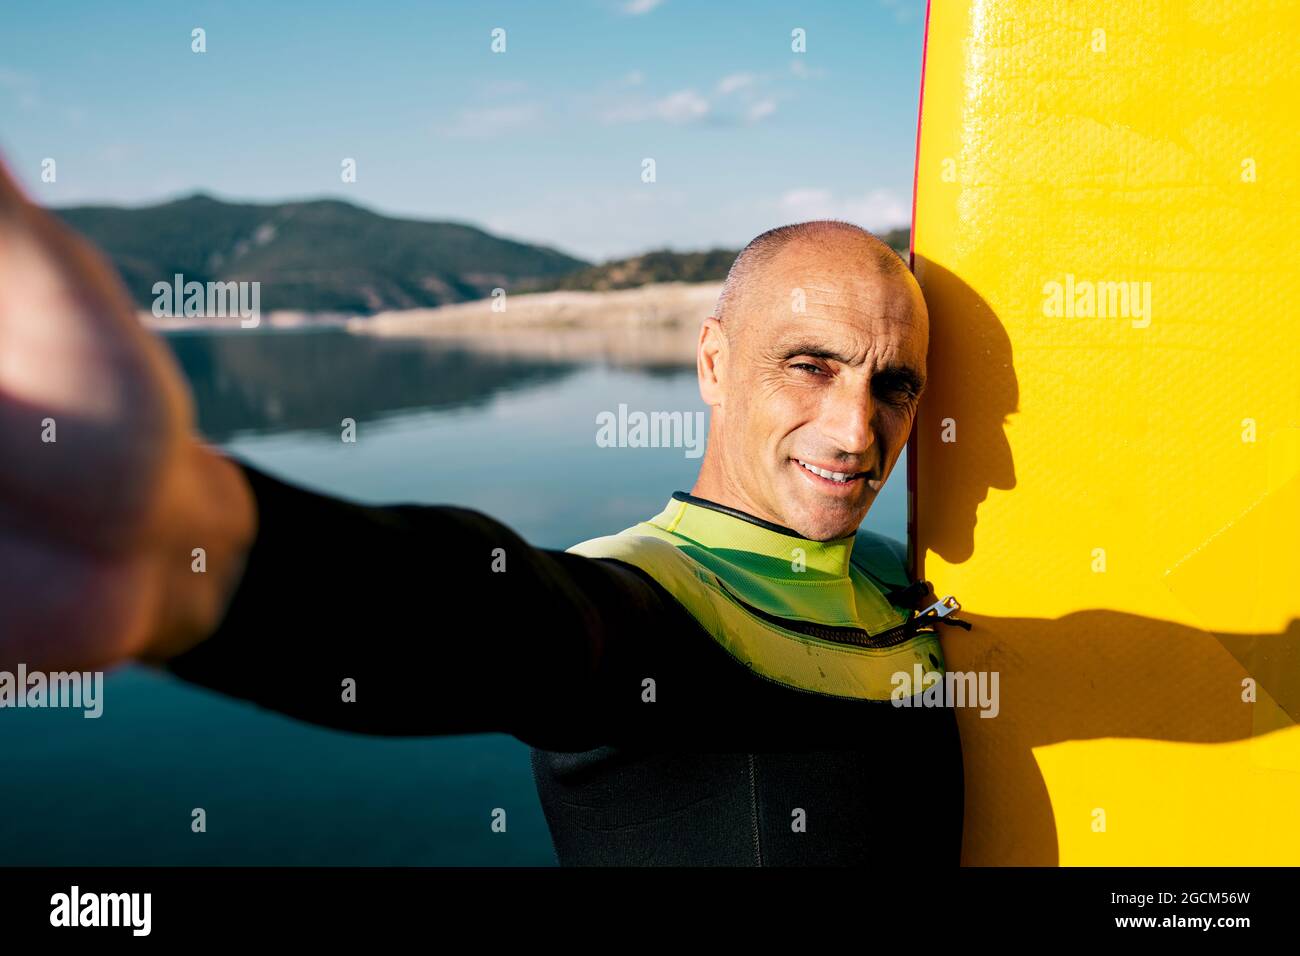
[762,306,926,363]
[742,266,926,351]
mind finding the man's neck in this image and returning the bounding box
[689,456,786,533]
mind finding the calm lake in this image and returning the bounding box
[2,327,908,865]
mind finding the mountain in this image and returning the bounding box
[53,194,589,314]
[519,248,740,293]
[519,227,910,293]
[52,194,911,313]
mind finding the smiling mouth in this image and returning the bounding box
[794,458,872,486]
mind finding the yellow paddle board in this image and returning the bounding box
[910,0,1300,865]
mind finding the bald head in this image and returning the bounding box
[714,220,911,343]
[691,219,929,540]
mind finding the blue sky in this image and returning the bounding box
[0,0,927,261]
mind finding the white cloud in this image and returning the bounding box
[439,104,541,138]
[595,67,785,127]
[623,0,665,14]
[717,72,756,95]
[656,89,709,122]
[602,89,709,124]
[778,187,909,230]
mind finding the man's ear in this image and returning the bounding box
[697,315,726,406]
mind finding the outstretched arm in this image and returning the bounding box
[158,462,672,750]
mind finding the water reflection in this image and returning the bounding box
[162,329,592,441]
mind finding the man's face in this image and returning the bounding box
[702,241,928,541]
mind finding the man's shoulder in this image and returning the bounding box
[568,524,692,573]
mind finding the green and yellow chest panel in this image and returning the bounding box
[568,493,946,701]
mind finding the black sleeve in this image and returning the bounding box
[162,460,683,751]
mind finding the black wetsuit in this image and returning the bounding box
[164,462,964,866]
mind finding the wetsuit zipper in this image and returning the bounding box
[747,752,763,867]
[714,578,926,650]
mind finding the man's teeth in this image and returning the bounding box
[798,460,859,484]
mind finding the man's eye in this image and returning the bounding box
[876,383,918,406]
[791,363,825,375]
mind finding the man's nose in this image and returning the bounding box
[817,386,875,458]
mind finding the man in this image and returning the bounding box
[0,164,964,865]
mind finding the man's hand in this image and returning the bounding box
[0,157,255,672]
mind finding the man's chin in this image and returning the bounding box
[780,491,871,541]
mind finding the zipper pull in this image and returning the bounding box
[920,594,960,618]
[917,595,973,631]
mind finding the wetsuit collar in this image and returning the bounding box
[648,491,857,579]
